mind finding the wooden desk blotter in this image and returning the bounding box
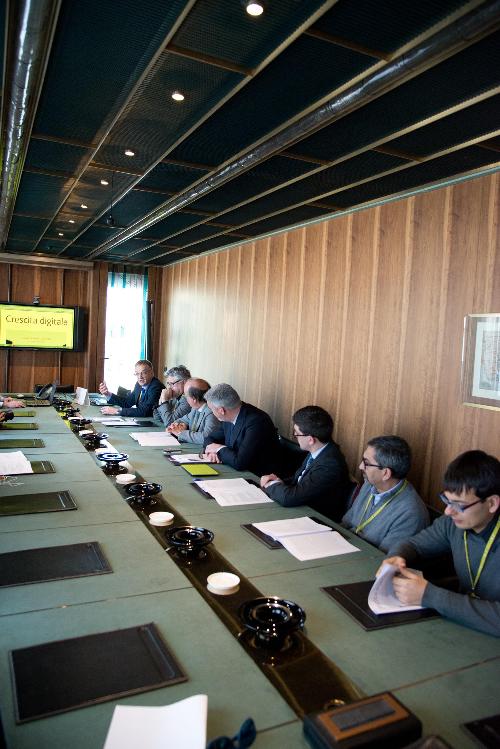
[322,581,438,630]
[0,489,76,516]
[11,623,187,722]
[0,541,112,587]
[0,423,38,430]
[0,439,45,449]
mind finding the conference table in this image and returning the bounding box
[0,405,499,749]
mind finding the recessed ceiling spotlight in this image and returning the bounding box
[100,179,109,186]
[58,232,64,237]
[245,1,264,16]
[171,91,185,102]
[124,149,135,157]
[69,219,75,224]
[80,203,88,209]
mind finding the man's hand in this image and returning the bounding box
[98,381,110,396]
[260,473,281,488]
[159,387,173,405]
[0,412,6,423]
[3,397,25,408]
[101,406,119,415]
[168,422,187,434]
[201,451,221,463]
[376,556,406,577]
[392,568,428,606]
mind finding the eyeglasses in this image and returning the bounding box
[293,431,309,438]
[439,493,485,513]
[134,369,151,377]
[361,457,384,469]
[166,379,182,386]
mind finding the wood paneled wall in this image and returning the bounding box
[160,172,500,507]
[0,261,108,393]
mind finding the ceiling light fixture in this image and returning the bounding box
[124,149,135,157]
[245,1,264,16]
[69,219,75,224]
[58,232,64,237]
[171,91,185,102]
[100,179,109,186]
[80,203,88,209]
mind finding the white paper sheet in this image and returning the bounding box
[0,450,33,475]
[169,453,212,464]
[74,386,88,405]
[253,516,332,540]
[368,562,425,614]
[280,531,360,561]
[129,432,179,446]
[196,478,273,506]
[103,694,207,749]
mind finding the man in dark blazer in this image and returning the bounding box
[202,383,281,476]
[261,405,352,521]
[99,359,164,417]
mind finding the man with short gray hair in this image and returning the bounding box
[154,365,191,427]
[203,383,281,476]
[342,435,429,552]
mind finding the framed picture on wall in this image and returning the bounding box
[462,314,500,410]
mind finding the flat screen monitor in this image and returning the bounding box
[0,303,86,351]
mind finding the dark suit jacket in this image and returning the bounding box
[264,441,352,521]
[108,376,164,417]
[204,402,281,476]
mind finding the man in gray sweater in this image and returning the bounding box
[342,435,429,551]
[384,450,500,637]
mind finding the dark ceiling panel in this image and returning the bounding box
[314,0,472,54]
[2,1,499,266]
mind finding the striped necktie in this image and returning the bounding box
[298,454,313,482]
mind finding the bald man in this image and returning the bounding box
[167,378,218,444]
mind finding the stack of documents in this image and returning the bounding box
[104,694,207,749]
[195,478,273,507]
[252,516,360,561]
[129,432,179,447]
[368,562,425,614]
[0,451,33,475]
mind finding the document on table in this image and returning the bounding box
[0,450,33,475]
[196,477,273,506]
[252,516,360,561]
[103,694,207,749]
[253,516,332,539]
[169,453,212,464]
[368,562,425,614]
[129,432,179,446]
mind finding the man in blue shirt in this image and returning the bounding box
[99,359,164,417]
[342,435,429,551]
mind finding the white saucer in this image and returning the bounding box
[116,473,137,485]
[79,429,93,436]
[207,572,240,595]
[149,511,174,527]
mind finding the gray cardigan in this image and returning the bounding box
[388,514,500,637]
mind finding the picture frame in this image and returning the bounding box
[462,314,500,410]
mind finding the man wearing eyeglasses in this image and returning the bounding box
[99,359,164,417]
[154,365,191,427]
[342,435,429,551]
[382,450,500,636]
[260,405,352,521]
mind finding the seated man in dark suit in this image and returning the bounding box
[99,359,164,417]
[260,405,352,521]
[154,364,191,427]
[202,383,281,476]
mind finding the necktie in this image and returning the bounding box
[139,386,146,402]
[298,454,313,483]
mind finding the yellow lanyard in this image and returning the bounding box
[464,516,500,593]
[355,480,408,533]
